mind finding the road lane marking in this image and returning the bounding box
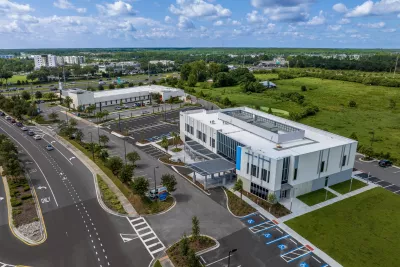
[0,125,59,207]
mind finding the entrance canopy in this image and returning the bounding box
[187,158,235,176]
[185,139,221,160]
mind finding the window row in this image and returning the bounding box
[250,182,268,200]
[246,163,270,183]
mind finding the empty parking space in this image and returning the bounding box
[139,145,169,159]
[201,212,329,267]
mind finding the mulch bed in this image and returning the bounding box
[8,178,37,227]
[242,191,291,218]
[225,189,256,216]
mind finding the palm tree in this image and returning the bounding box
[85,104,96,116]
[96,111,104,123]
[64,96,73,110]
[102,110,109,121]
[171,132,180,148]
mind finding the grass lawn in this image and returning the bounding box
[8,75,29,83]
[286,188,400,267]
[330,179,367,195]
[189,75,400,162]
[297,188,336,206]
[225,189,256,216]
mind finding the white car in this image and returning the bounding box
[33,135,41,140]
[21,127,28,131]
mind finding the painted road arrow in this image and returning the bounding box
[37,186,47,190]
[120,234,138,243]
[69,157,76,161]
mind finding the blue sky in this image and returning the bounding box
[0,0,399,49]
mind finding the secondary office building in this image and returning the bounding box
[180,107,357,200]
[62,85,184,110]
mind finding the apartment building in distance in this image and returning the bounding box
[180,107,357,201]
[33,54,85,69]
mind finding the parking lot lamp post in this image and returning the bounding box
[349,176,354,193]
[97,126,100,146]
[325,177,330,201]
[227,248,237,267]
[123,138,127,164]
[65,110,69,123]
[118,113,122,132]
[153,166,159,196]
[89,132,94,160]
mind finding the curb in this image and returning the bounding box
[144,196,177,218]
[158,158,185,167]
[223,188,255,219]
[171,166,211,196]
[2,174,47,246]
[163,234,220,257]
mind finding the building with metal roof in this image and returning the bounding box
[180,107,357,200]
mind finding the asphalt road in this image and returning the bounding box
[0,118,153,267]
[354,154,400,186]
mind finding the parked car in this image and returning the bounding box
[49,87,58,91]
[21,127,28,131]
[142,111,149,115]
[18,88,24,91]
[11,119,16,123]
[379,159,392,167]
[5,116,11,120]
[115,106,122,110]
[33,135,41,140]
[46,144,54,151]
[16,122,23,127]
[0,111,5,116]
[27,130,35,136]
[122,105,129,109]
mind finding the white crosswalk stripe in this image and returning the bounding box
[0,262,15,267]
[127,217,166,259]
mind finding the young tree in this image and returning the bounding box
[35,91,42,99]
[180,233,189,256]
[171,132,180,148]
[268,193,277,204]
[48,111,59,121]
[301,85,307,91]
[98,149,109,162]
[187,249,201,267]
[106,156,124,175]
[99,134,110,147]
[47,92,56,102]
[64,96,73,110]
[119,164,134,183]
[69,118,78,127]
[86,104,96,115]
[348,100,357,108]
[233,178,243,199]
[126,151,141,166]
[75,129,84,142]
[160,136,169,151]
[187,73,197,87]
[161,173,177,193]
[364,146,374,160]
[21,91,30,100]
[191,216,200,242]
[268,107,273,114]
[131,176,149,197]
[103,110,109,121]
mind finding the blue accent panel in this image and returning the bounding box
[236,146,242,170]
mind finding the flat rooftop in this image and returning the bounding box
[184,107,355,158]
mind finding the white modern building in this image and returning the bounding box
[63,56,85,65]
[33,55,49,69]
[62,85,185,110]
[180,107,357,200]
[48,55,57,67]
[149,60,175,65]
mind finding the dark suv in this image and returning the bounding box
[379,159,393,167]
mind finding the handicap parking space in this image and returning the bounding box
[367,176,381,183]
[241,212,270,227]
[375,180,393,187]
[386,184,400,193]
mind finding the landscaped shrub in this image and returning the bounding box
[349,100,357,108]
[21,193,32,200]
[11,198,22,207]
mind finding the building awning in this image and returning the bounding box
[185,139,221,160]
[281,183,293,191]
[187,158,236,176]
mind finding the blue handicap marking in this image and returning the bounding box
[264,233,271,238]
[300,262,309,267]
[278,244,286,250]
[247,219,255,224]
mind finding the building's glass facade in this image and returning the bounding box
[217,132,244,162]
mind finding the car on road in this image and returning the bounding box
[142,111,150,115]
[11,119,16,123]
[122,105,129,109]
[5,116,11,120]
[0,111,4,116]
[49,87,58,91]
[27,130,35,136]
[21,127,28,131]
[16,122,23,127]
[379,159,393,167]
[115,106,122,110]
[46,144,54,151]
[33,135,41,140]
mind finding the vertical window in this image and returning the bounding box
[261,169,267,181]
[203,133,206,142]
[342,155,347,167]
[246,163,249,174]
[320,161,325,173]
[325,176,329,187]
[251,164,257,177]
[294,168,298,181]
[212,138,215,148]
[267,171,270,183]
[257,167,259,178]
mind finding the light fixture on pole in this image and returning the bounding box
[89,132,94,160]
[227,248,237,267]
[153,166,159,196]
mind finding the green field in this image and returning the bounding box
[297,188,336,206]
[330,179,367,194]
[286,188,400,267]
[7,75,29,83]
[189,75,400,162]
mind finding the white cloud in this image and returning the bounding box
[345,0,400,17]
[97,1,136,17]
[0,0,33,14]
[8,14,38,23]
[231,20,241,26]
[246,10,267,23]
[169,0,231,19]
[251,0,312,22]
[164,15,172,23]
[54,0,86,13]
[177,16,195,29]
[328,25,342,31]
[338,18,350,24]
[251,0,314,8]
[332,3,348,13]
[357,21,385,28]
[213,20,224,26]
[382,28,396,32]
[350,33,370,39]
[303,10,325,25]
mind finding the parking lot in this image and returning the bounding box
[353,171,400,195]
[139,145,169,159]
[200,212,329,267]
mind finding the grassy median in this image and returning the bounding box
[286,188,400,267]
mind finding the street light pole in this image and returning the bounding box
[123,138,127,164]
[325,177,330,201]
[153,166,159,194]
[97,126,100,146]
[89,132,94,160]
[118,113,122,133]
[227,249,237,267]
